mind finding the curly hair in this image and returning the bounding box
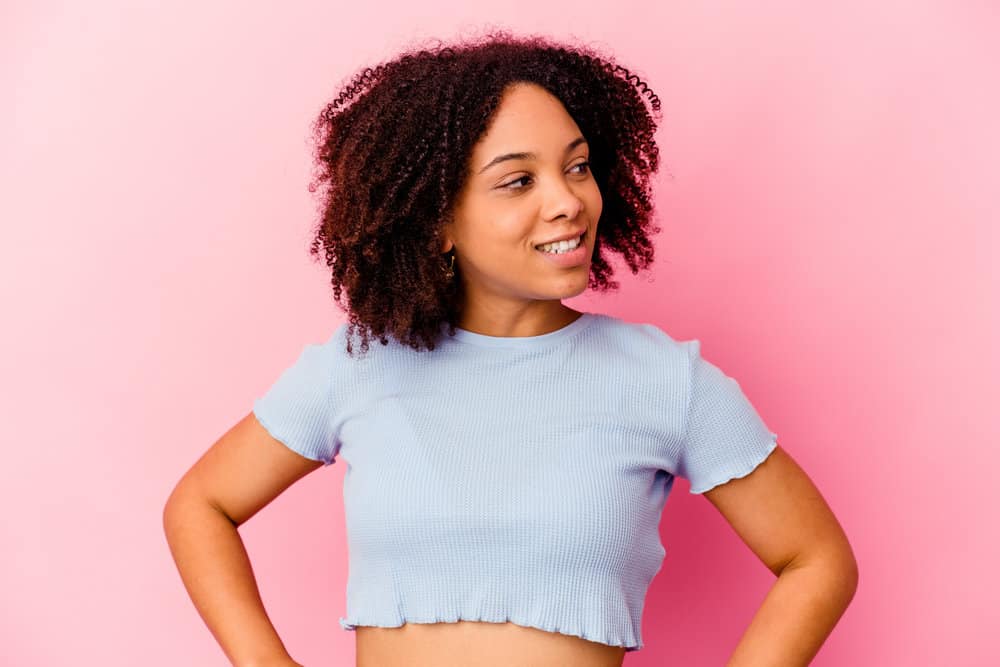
[306,29,664,357]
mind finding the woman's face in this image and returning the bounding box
[442,82,603,313]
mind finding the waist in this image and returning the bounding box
[355,620,626,667]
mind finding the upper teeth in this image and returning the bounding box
[536,233,583,253]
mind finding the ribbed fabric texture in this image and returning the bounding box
[252,312,778,652]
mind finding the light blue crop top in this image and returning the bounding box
[251,312,778,652]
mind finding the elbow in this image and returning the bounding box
[787,544,859,602]
[162,478,207,535]
[824,556,861,607]
[162,479,235,537]
[828,556,859,610]
[827,553,859,604]
[162,484,186,537]
[829,539,860,596]
[842,555,860,600]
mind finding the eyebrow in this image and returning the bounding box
[477,136,589,175]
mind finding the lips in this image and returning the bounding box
[534,228,586,249]
[534,234,589,267]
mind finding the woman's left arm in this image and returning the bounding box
[702,444,859,666]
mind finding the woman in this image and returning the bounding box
[164,31,858,667]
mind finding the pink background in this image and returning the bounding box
[3,1,997,665]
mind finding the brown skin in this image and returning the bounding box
[163,412,318,667]
[164,83,856,667]
[438,81,603,338]
[303,31,663,359]
[349,82,627,666]
[161,82,617,667]
[704,447,859,666]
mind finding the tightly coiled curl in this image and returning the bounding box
[306,29,664,357]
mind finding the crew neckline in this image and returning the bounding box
[446,312,597,349]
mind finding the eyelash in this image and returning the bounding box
[499,161,591,190]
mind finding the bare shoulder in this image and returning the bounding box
[165,411,324,526]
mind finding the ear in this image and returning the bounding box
[439,217,455,253]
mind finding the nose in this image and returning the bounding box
[542,177,585,222]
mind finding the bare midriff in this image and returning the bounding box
[355,620,627,667]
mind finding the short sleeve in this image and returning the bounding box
[678,340,778,494]
[252,332,341,466]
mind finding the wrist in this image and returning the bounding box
[237,658,302,667]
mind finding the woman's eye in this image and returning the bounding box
[499,162,591,190]
[501,175,533,190]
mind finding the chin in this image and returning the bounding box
[553,280,589,299]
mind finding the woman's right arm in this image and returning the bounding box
[163,411,324,667]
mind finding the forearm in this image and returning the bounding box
[163,488,298,667]
[726,557,858,666]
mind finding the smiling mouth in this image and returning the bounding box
[534,230,586,253]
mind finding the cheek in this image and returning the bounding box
[488,208,537,245]
[457,214,533,270]
[586,181,604,213]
